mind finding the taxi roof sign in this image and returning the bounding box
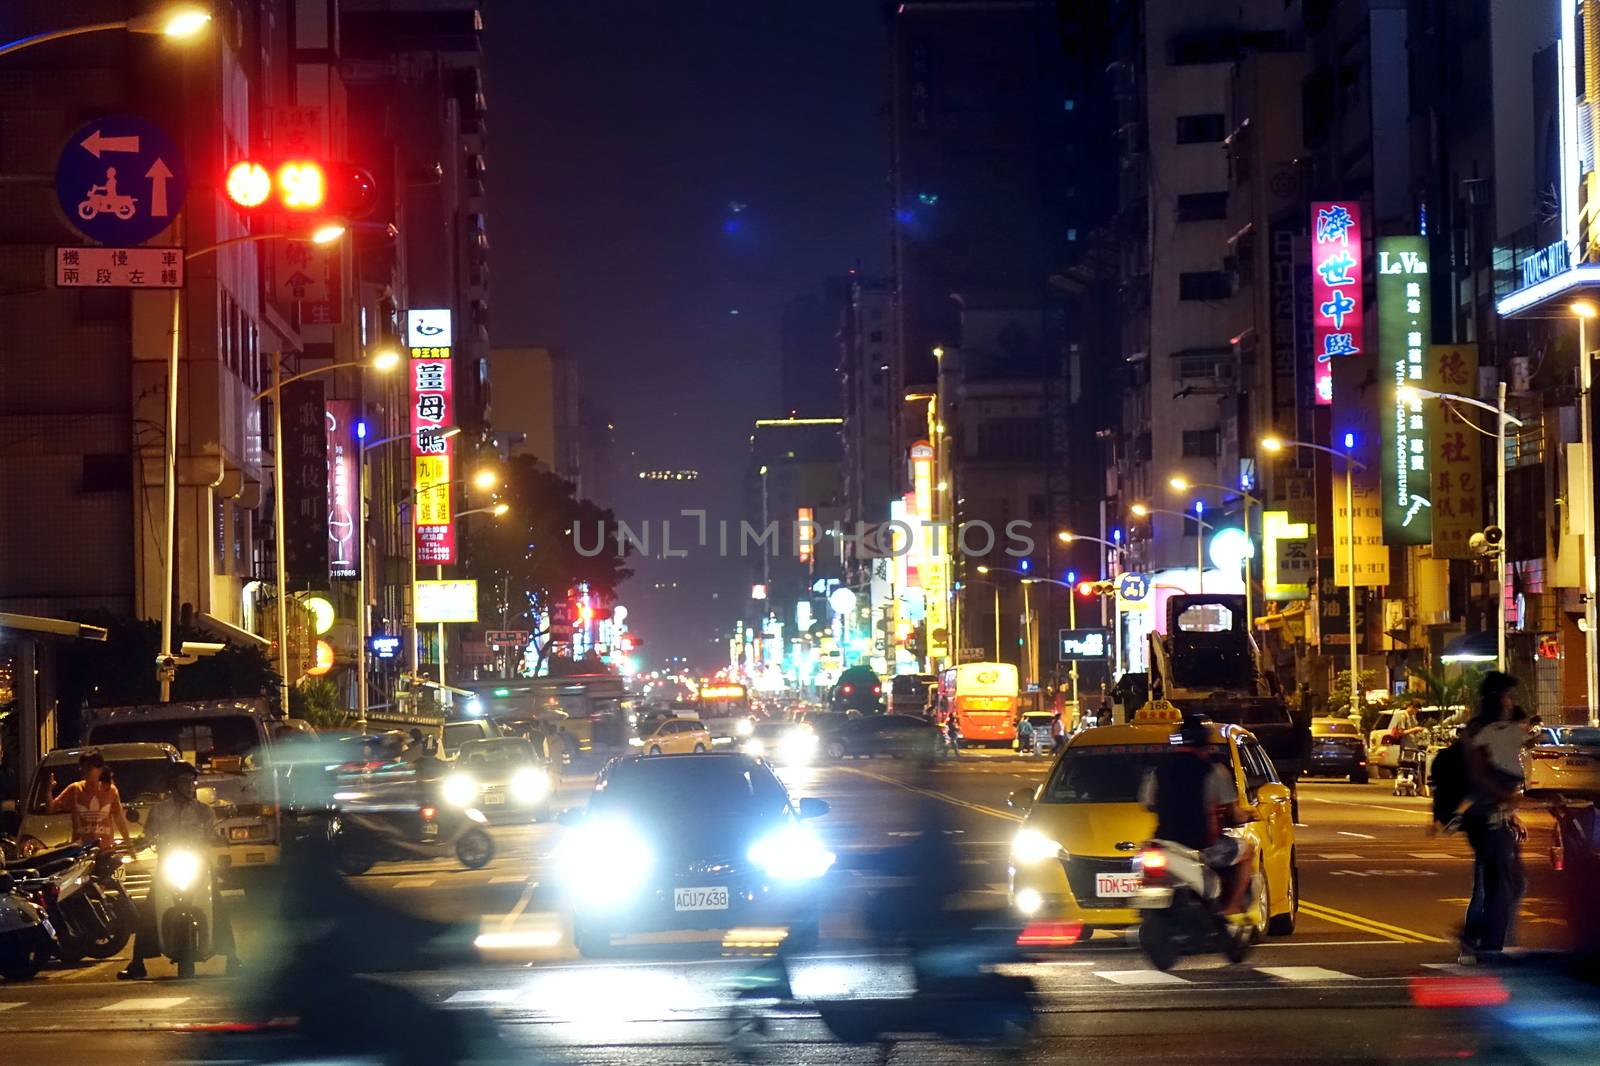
[1132,700,1184,725]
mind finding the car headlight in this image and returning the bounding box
[441,772,479,809]
[742,738,766,757]
[748,823,835,881]
[1010,828,1062,865]
[510,766,551,804]
[555,819,654,908]
[735,718,755,737]
[161,848,204,891]
[778,730,817,764]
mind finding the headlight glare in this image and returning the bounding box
[748,824,835,881]
[441,772,479,808]
[556,819,653,907]
[742,738,766,757]
[510,766,551,803]
[1010,828,1061,865]
[162,848,203,891]
[735,718,755,737]
[777,730,818,765]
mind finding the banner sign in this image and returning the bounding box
[1332,356,1391,587]
[415,579,478,624]
[1058,628,1113,661]
[409,311,455,564]
[1310,201,1364,406]
[1377,237,1433,544]
[325,400,359,579]
[1426,344,1483,557]
[1261,510,1312,601]
[280,380,329,586]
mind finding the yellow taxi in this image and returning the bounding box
[637,717,713,756]
[1007,702,1298,941]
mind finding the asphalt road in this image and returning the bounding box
[1,753,1588,1065]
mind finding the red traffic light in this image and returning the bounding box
[223,158,377,218]
[1076,581,1096,597]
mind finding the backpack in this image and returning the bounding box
[1429,740,1468,825]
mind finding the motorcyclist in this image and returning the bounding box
[1138,717,1256,915]
[119,762,241,979]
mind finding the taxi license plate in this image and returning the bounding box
[484,792,506,805]
[674,887,729,912]
[1095,873,1140,898]
[1568,757,1591,767]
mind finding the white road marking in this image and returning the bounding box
[1408,852,1455,860]
[1311,797,1430,817]
[1316,853,1363,859]
[392,879,437,888]
[445,989,520,1005]
[489,875,527,884]
[1257,966,1362,982]
[0,1003,23,1012]
[1093,969,1189,986]
[1337,831,1376,840]
[1421,963,1477,975]
[101,997,189,1011]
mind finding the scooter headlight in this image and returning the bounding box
[161,848,203,892]
[510,766,551,804]
[442,772,479,809]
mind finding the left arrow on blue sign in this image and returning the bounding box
[56,116,186,246]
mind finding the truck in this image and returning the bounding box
[80,699,287,870]
[1146,594,1310,794]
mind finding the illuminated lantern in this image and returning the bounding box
[306,639,335,676]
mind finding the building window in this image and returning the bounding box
[1181,430,1220,458]
[975,419,1047,462]
[1179,271,1233,301]
[1176,113,1226,144]
[1176,191,1229,222]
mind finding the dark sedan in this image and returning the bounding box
[554,753,832,956]
[1306,717,1368,783]
[821,713,943,761]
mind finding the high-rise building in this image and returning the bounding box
[489,346,578,481]
[838,276,896,552]
[780,278,848,417]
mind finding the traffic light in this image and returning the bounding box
[223,159,378,217]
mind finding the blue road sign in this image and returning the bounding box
[55,116,186,246]
[1116,572,1152,603]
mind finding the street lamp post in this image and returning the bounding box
[1575,301,1600,724]
[0,6,210,59]
[1129,504,1214,595]
[1169,477,1263,632]
[1058,531,1130,679]
[1397,385,1526,673]
[1261,435,1369,714]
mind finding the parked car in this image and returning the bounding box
[1365,706,1446,778]
[1307,717,1369,783]
[820,714,942,761]
[1526,726,1600,797]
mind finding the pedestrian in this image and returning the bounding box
[944,714,960,757]
[50,749,131,849]
[1458,671,1527,964]
[1051,711,1065,753]
[1017,714,1035,754]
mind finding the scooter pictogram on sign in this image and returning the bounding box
[56,116,186,246]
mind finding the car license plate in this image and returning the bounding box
[484,791,505,805]
[1096,873,1140,898]
[1567,757,1591,767]
[673,886,730,911]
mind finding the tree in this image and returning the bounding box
[1326,669,1388,733]
[466,456,632,673]
[289,678,350,730]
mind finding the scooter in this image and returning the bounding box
[329,804,495,876]
[0,872,56,981]
[9,844,137,964]
[1130,838,1259,971]
[149,846,215,978]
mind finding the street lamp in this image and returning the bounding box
[971,568,1005,666]
[0,6,210,58]
[1575,300,1600,723]
[251,347,401,713]
[1396,384,1526,673]
[1129,503,1214,592]
[1169,476,1262,631]
[1260,434,1369,715]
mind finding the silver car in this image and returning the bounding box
[447,738,556,823]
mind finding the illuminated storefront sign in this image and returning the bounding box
[415,579,479,624]
[1310,201,1364,406]
[325,399,359,579]
[1376,237,1432,544]
[796,506,815,564]
[908,441,948,664]
[1426,344,1483,558]
[409,310,455,564]
[1261,510,1312,601]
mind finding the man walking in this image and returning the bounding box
[1458,671,1527,964]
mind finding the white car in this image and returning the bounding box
[1526,726,1600,797]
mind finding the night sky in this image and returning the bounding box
[485,1,889,666]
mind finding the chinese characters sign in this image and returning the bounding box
[415,579,478,624]
[280,381,329,585]
[1426,344,1483,558]
[1261,510,1312,601]
[325,400,359,580]
[55,247,182,288]
[410,314,455,564]
[1377,237,1432,544]
[1332,357,1390,587]
[1310,202,1364,407]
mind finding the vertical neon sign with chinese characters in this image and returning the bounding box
[1376,236,1432,545]
[326,399,358,579]
[1310,202,1364,406]
[410,310,455,564]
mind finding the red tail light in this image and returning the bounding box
[420,806,437,821]
[842,684,853,695]
[1139,849,1168,879]
[1017,921,1083,947]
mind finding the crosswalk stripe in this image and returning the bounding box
[1408,852,1454,859]
[1316,853,1362,859]
[100,997,189,1011]
[392,879,437,888]
[0,1003,23,1012]
[1421,963,1476,975]
[489,875,527,884]
[1093,969,1189,986]
[1257,966,1361,983]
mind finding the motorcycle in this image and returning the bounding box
[76,188,137,220]
[8,843,136,964]
[1130,838,1259,971]
[0,872,56,981]
[150,846,215,978]
[329,803,495,876]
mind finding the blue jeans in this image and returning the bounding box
[1462,811,1524,953]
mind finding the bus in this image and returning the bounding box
[695,682,754,740]
[938,663,1019,746]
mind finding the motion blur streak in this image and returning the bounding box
[1409,976,1511,1009]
